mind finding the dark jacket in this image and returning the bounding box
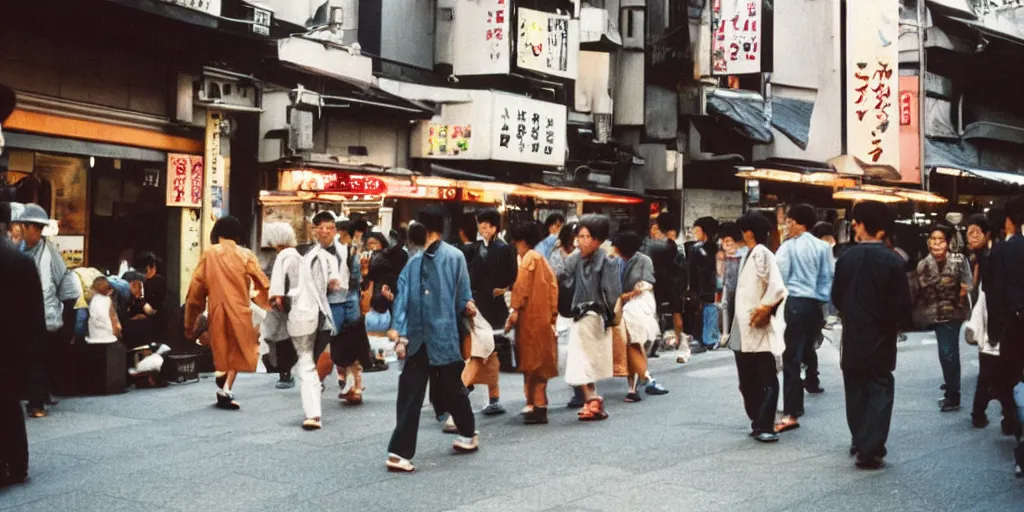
[644,238,687,304]
[464,238,517,328]
[1,239,47,401]
[832,243,912,373]
[987,233,1024,372]
[688,241,717,302]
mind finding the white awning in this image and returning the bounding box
[935,166,1024,186]
[277,37,374,88]
[376,79,475,104]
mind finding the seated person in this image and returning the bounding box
[119,271,152,349]
[135,252,167,339]
[86,277,121,344]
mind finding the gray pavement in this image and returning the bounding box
[2,330,1023,512]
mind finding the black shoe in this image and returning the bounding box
[972,415,990,429]
[940,384,947,391]
[849,444,858,456]
[804,383,825,394]
[215,392,241,410]
[855,454,884,470]
[939,394,961,412]
[624,392,642,403]
[649,352,660,358]
[691,345,708,354]
[524,407,548,425]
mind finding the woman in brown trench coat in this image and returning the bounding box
[504,222,559,425]
[185,217,270,410]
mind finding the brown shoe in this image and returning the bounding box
[27,407,47,418]
[523,407,548,425]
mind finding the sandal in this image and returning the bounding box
[774,417,800,433]
[386,454,415,473]
[577,397,608,421]
[624,392,642,403]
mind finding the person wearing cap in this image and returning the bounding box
[16,203,78,417]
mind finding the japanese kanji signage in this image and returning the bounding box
[454,0,511,76]
[516,8,579,79]
[845,0,900,167]
[491,93,566,166]
[166,154,204,208]
[163,0,222,16]
[411,91,566,166]
[711,0,762,75]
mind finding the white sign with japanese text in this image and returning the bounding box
[164,0,222,16]
[845,0,900,167]
[454,0,511,76]
[710,0,762,75]
[491,93,567,166]
[516,8,579,79]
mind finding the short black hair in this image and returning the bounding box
[929,224,954,242]
[408,222,428,247]
[611,230,644,259]
[348,219,370,236]
[210,216,245,245]
[787,203,817,229]
[476,208,501,228]
[655,212,679,233]
[965,214,992,235]
[579,214,611,242]
[134,251,162,271]
[418,205,447,234]
[811,221,834,240]
[544,213,566,229]
[693,216,720,239]
[718,221,742,242]
[311,211,336,227]
[457,213,478,240]
[336,219,351,234]
[851,202,894,237]
[123,271,146,283]
[1006,195,1024,228]
[365,232,389,249]
[508,221,543,248]
[736,212,773,245]
[558,221,578,249]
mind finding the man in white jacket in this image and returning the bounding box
[727,212,787,443]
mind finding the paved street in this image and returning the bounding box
[2,331,1023,512]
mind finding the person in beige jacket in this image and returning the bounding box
[725,212,788,443]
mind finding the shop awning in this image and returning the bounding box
[962,121,1024,146]
[927,138,1024,186]
[705,89,816,149]
[736,159,858,189]
[277,36,375,88]
[834,185,948,204]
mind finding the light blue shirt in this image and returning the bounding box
[776,232,834,303]
[535,233,557,260]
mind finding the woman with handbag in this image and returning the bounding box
[914,225,973,412]
[726,212,788,443]
[610,231,664,403]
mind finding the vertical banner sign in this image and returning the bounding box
[711,0,762,75]
[179,208,202,306]
[846,0,900,168]
[166,154,204,208]
[202,111,224,251]
[516,8,579,79]
[898,75,922,184]
[454,0,511,75]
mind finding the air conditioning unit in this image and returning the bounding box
[195,68,260,110]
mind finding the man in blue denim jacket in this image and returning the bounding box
[386,206,480,473]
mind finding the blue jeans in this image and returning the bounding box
[330,301,361,334]
[934,321,962,394]
[702,303,721,347]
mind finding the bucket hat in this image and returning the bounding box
[13,203,50,226]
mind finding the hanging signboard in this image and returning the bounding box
[491,93,567,166]
[454,0,511,76]
[845,0,900,168]
[163,0,222,16]
[166,154,204,208]
[427,124,473,157]
[710,0,762,75]
[516,8,580,79]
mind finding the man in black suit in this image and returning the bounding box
[985,195,1024,478]
[1,83,48,487]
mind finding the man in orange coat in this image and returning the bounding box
[505,222,559,424]
[185,217,270,410]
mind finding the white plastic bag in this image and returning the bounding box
[463,315,495,359]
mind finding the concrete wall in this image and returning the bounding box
[613,51,645,126]
[757,0,842,162]
[379,0,435,69]
[315,116,410,169]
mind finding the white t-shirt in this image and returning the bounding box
[86,294,118,344]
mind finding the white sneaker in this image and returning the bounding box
[453,432,480,453]
[442,415,459,434]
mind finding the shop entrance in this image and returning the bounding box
[88,157,168,274]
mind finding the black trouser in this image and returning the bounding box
[388,346,475,460]
[804,339,820,389]
[734,351,780,434]
[27,330,65,408]
[275,340,298,378]
[0,397,28,486]
[782,297,823,417]
[844,368,895,459]
[973,354,1019,426]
